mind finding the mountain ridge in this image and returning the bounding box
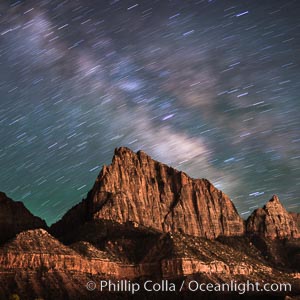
[0,147,299,299]
[51,146,245,239]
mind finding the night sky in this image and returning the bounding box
[0,0,299,225]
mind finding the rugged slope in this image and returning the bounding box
[51,147,245,239]
[290,212,300,230]
[0,229,123,300]
[246,195,299,239]
[0,147,299,299]
[0,229,299,300]
[0,192,47,244]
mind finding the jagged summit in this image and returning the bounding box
[114,146,136,156]
[246,194,299,239]
[268,194,280,203]
[51,147,245,239]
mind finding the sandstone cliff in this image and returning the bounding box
[1,228,297,300]
[246,195,299,239]
[0,229,138,277]
[0,147,300,299]
[51,147,245,239]
[0,192,47,244]
[290,212,300,230]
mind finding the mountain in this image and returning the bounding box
[0,192,47,244]
[51,147,245,239]
[246,195,299,239]
[0,147,299,299]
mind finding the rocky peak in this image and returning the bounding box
[52,147,245,239]
[0,192,47,244]
[114,146,137,157]
[246,195,299,239]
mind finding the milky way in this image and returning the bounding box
[0,0,299,224]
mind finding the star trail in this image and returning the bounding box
[0,0,299,224]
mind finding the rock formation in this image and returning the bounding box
[0,229,137,277]
[246,195,299,239]
[0,147,299,299]
[1,228,298,299]
[290,212,300,230]
[0,192,47,244]
[51,147,245,239]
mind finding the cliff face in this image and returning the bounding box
[1,229,297,294]
[290,212,300,230]
[0,147,300,299]
[0,229,138,278]
[246,195,299,239]
[0,192,47,244]
[1,228,299,300]
[0,229,137,300]
[1,229,260,279]
[52,147,245,239]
